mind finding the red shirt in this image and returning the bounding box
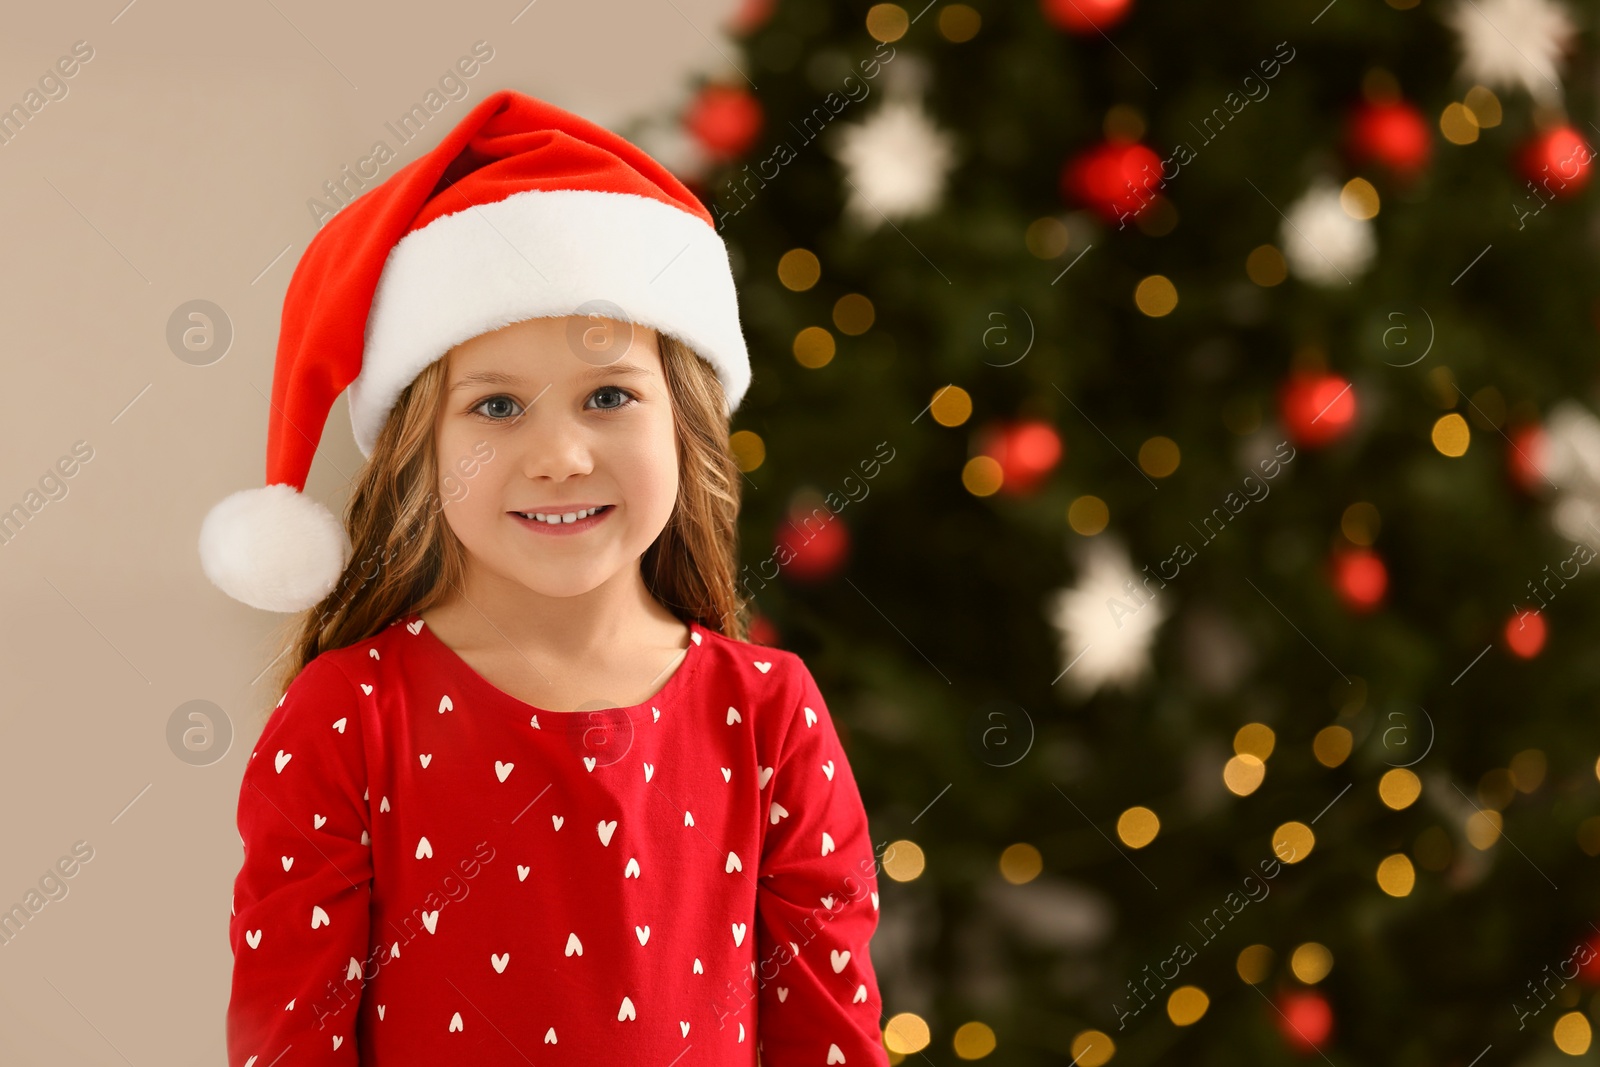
[226,613,889,1067]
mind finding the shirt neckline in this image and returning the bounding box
[402,612,704,729]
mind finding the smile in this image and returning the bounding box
[509,505,615,535]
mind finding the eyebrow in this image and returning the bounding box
[449,363,654,391]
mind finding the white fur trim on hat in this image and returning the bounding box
[198,484,350,613]
[350,188,750,457]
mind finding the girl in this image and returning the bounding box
[200,90,888,1066]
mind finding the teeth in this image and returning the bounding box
[521,506,605,525]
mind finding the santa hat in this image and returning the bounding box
[198,89,750,613]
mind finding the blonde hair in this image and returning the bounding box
[263,330,749,720]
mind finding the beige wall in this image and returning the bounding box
[0,0,736,1058]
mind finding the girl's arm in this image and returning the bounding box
[755,659,890,1066]
[226,656,373,1066]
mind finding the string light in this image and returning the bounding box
[1069,495,1109,535]
[883,839,926,881]
[1378,768,1421,810]
[885,1012,931,1054]
[1274,822,1315,864]
[1117,807,1160,848]
[1313,726,1353,767]
[777,247,820,290]
[1237,944,1274,984]
[952,1021,997,1059]
[1224,753,1266,796]
[1070,1030,1114,1066]
[1290,942,1333,983]
[1376,853,1415,896]
[1167,986,1210,1025]
[1234,723,1276,760]
[1135,275,1177,317]
[999,843,1043,884]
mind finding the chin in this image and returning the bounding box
[503,560,620,599]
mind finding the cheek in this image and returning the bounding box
[613,419,679,507]
[434,428,501,522]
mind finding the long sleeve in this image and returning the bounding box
[227,656,373,1067]
[755,659,888,1066]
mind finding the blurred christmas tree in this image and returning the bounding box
[628,0,1600,1062]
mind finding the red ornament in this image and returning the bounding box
[1518,126,1596,198]
[1344,100,1431,176]
[774,506,850,581]
[1274,990,1334,1053]
[978,419,1064,495]
[1041,0,1134,33]
[685,85,763,162]
[1060,139,1163,224]
[1279,372,1357,447]
[723,0,776,35]
[1577,932,1600,984]
[1506,422,1550,493]
[1330,547,1386,612]
[1504,609,1546,658]
[745,613,781,647]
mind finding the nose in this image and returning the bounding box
[518,398,595,483]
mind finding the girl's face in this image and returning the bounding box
[433,314,680,599]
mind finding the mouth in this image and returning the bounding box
[508,504,615,535]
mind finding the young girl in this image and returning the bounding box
[200,90,888,1066]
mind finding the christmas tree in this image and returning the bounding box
[629,0,1600,1061]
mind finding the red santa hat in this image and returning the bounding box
[199,89,750,613]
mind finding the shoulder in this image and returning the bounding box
[257,619,413,746]
[692,622,811,691]
[281,614,421,703]
[690,623,826,735]
[277,644,365,710]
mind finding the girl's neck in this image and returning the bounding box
[419,563,685,660]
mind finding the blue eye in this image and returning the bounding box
[588,386,639,413]
[470,395,524,421]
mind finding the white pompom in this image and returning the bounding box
[1047,535,1167,698]
[198,484,349,613]
[1281,178,1376,286]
